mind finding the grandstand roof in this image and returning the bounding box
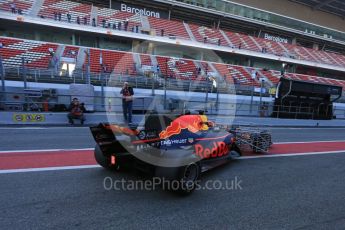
[72,0,107,7]
[289,0,345,18]
[73,0,345,19]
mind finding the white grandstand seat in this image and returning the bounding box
[189,24,229,46]
[0,37,58,69]
[0,0,34,14]
[97,8,141,28]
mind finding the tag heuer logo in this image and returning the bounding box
[188,138,194,144]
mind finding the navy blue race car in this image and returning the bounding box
[90,113,241,193]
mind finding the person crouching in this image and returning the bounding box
[67,98,86,125]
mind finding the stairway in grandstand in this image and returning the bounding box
[132,53,142,74]
[75,47,87,70]
[184,23,197,41]
[140,15,150,31]
[90,5,98,24]
[28,0,44,17]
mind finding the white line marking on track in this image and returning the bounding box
[0,165,101,174]
[274,140,345,144]
[240,150,345,160]
[2,140,345,153]
[0,148,94,154]
[1,150,345,174]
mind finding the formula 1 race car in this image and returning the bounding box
[90,113,242,194]
[228,126,273,153]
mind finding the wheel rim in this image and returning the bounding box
[182,163,199,187]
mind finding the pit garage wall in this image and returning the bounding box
[231,0,345,33]
[2,82,273,117]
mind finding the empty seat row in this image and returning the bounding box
[0,38,58,68]
[0,0,34,14]
[1,36,344,90]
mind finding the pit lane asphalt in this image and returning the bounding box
[1,127,345,229]
[1,127,345,151]
[1,153,345,229]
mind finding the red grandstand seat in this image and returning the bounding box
[148,17,190,40]
[87,49,135,75]
[140,54,152,66]
[62,46,79,58]
[224,31,261,52]
[214,63,234,84]
[38,0,92,23]
[0,37,58,69]
[259,69,281,85]
[155,56,199,80]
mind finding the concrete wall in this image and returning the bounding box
[3,81,344,119]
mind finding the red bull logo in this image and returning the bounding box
[159,115,209,139]
[194,142,229,159]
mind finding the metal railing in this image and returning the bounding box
[1,65,259,95]
[1,88,345,120]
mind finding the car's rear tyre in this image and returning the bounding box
[94,144,120,170]
[177,163,201,194]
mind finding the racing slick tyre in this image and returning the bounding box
[155,163,201,194]
[94,144,120,170]
[177,163,201,195]
[230,144,242,159]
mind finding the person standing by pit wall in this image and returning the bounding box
[120,82,134,124]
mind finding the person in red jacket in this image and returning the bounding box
[67,98,86,125]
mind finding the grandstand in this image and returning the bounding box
[0,0,345,116]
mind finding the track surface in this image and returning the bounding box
[1,127,345,229]
[1,127,345,151]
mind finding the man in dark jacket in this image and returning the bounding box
[120,82,134,124]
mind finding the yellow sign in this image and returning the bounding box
[13,114,45,122]
[269,87,277,95]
